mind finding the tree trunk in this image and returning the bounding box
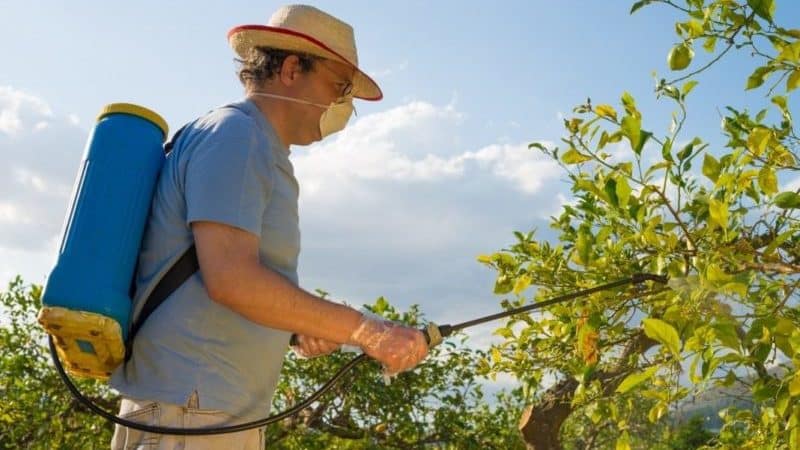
[518,332,657,449]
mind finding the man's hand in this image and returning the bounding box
[291,334,341,358]
[348,315,429,375]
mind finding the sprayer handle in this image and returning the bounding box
[423,323,452,348]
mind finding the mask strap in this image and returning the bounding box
[249,92,328,109]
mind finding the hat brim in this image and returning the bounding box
[228,25,383,101]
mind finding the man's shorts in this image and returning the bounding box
[110,391,264,450]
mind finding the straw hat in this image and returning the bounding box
[228,5,383,101]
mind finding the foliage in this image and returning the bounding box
[482,0,800,448]
[669,416,715,449]
[0,276,116,450]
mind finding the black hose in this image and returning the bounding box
[49,337,369,435]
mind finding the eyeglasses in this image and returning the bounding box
[316,60,354,98]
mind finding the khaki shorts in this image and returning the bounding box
[110,392,264,450]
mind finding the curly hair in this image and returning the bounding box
[236,46,317,90]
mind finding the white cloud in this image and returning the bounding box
[367,60,409,79]
[0,86,54,136]
[0,86,85,259]
[292,100,571,331]
[295,101,559,199]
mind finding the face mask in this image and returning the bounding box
[250,92,354,138]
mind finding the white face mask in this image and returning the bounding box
[250,92,354,139]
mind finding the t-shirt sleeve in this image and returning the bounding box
[184,112,273,236]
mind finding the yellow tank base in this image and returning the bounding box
[37,306,125,380]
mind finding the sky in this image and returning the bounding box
[2,1,799,394]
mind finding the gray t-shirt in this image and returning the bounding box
[110,99,300,420]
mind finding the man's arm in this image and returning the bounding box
[192,220,363,344]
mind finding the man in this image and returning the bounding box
[110,5,429,449]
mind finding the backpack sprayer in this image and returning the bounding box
[39,103,669,435]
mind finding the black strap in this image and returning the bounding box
[125,124,194,361]
[125,245,199,360]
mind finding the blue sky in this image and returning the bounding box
[2,2,799,391]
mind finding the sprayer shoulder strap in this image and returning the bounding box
[125,124,197,361]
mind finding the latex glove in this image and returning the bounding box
[291,334,341,359]
[348,313,428,376]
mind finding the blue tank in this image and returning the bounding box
[39,103,168,379]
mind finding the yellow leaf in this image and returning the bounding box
[707,264,733,282]
[643,318,681,357]
[747,127,772,156]
[758,167,778,195]
[595,104,618,120]
[476,254,493,264]
[491,347,502,364]
[616,366,658,394]
[616,431,632,450]
[513,275,532,294]
[708,198,729,229]
[790,374,800,397]
[562,148,593,165]
[788,69,800,92]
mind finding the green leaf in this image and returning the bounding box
[758,167,778,195]
[575,228,593,265]
[764,229,794,255]
[604,178,619,207]
[616,176,632,208]
[661,138,673,162]
[616,366,658,393]
[746,66,772,90]
[774,191,800,209]
[562,148,593,164]
[788,69,800,92]
[528,142,548,152]
[702,154,721,182]
[630,0,651,14]
[643,318,681,357]
[703,36,717,53]
[634,131,652,156]
[747,0,775,22]
[621,115,642,153]
[668,43,694,71]
[621,92,638,117]
[616,431,631,450]
[681,80,699,96]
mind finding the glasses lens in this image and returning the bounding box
[342,82,353,97]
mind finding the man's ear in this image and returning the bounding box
[278,55,303,86]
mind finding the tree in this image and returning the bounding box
[1,278,526,449]
[669,416,714,450]
[479,1,800,448]
[0,276,115,449]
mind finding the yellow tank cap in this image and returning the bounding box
[97,103,169,141]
